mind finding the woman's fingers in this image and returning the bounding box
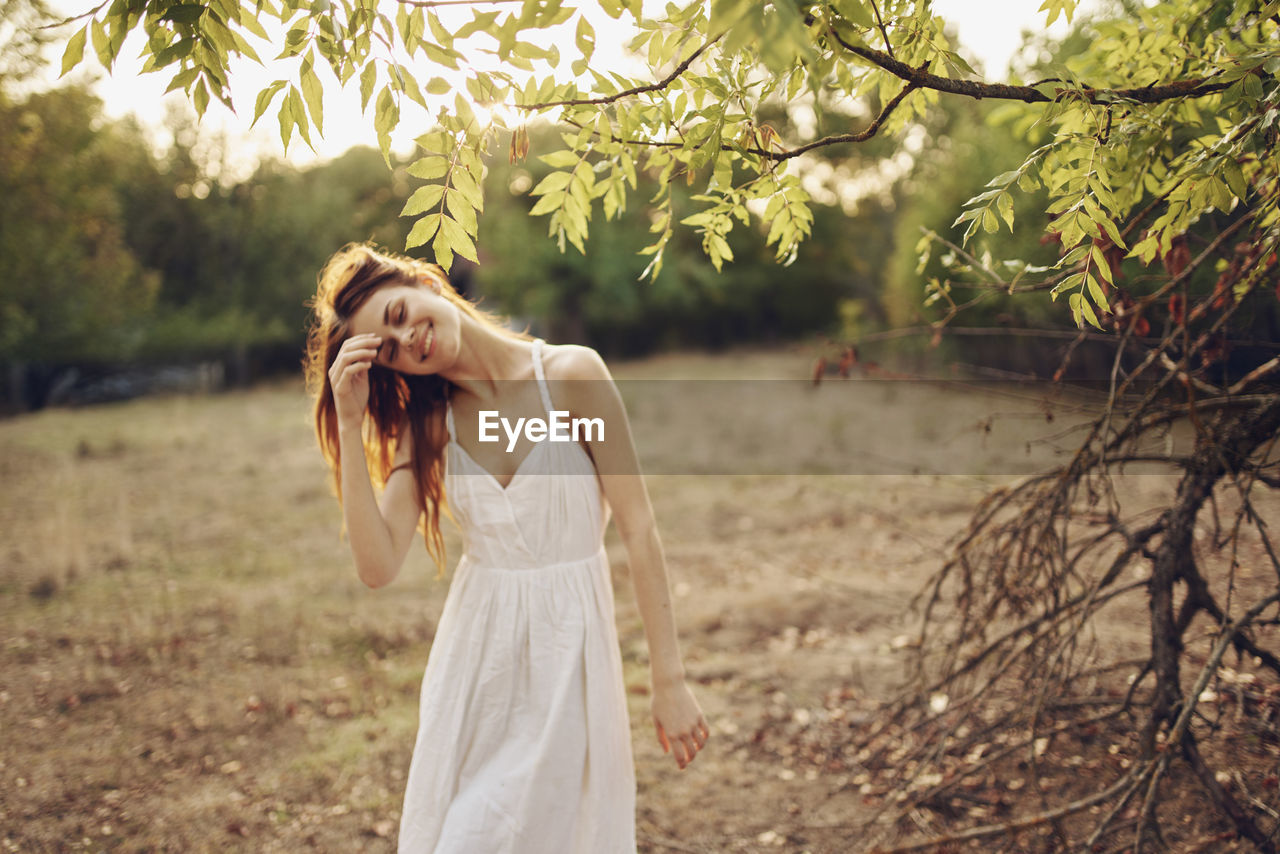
[678,734,697,767]
[332,336,380,368]
[336,334,381,359]
[328,336,382,423]
[652,685,708,770]
[339,361,371,388]
[334,356,371,385]
[330,335,381,388]
[658,720,709,770]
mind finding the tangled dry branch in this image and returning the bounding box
[839,218,1280,851]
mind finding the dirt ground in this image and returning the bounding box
[1,346,1275,853]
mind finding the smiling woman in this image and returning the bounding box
[303,242,709,854]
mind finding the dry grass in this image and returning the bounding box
[0,346,1201,853]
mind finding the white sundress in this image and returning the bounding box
[397,339,638,854]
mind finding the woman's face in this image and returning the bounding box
[348,280,460,375]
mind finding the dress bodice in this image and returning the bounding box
[444,339,608,570]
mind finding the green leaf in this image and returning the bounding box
[165,66,201,95]
[1038,0,1077,27]
[456,10,500,39]
[1067,291,1085,327]
[456,145,483,176]
[193,76,210,116]
[530,191,564,216]
[1060,244,1090,266]
[416,130,452,155]
[1206,176,1234,212]
[286,86,312,148]
[427,12,452,47]
[423,41,459,69]
[1244,72,1263,100]
[540,150,579,169]
[996,193,1015,230]
[1090,244,1114,286]
[401,184,445,216]
[452,91,476,130]
[982,208,1000,234]
[561,189,589,232]
[1079,287,1101,327]
[60,25,88,77]
[408,156,449,180]
[240,9,269,40]
[228,28,262,65]
[603,179,624,220]
[531,172,573,196]
[986,170,1020,188]
[278,85,294,149]
[575,14,595,57]
[1222,158,1248,200]
[400,70,427,108]
[252,80,287,127]
[162,4,206,25]
[708,233,733,268]
[1098,216,1127,251]
[360,63,377,110]
[432,222,454,272]
[200,12,237,62]
[300,54,324,133]
[446,189,478,234]
[90,18,111,67]
[833,0,874,28]
[406,213,443,249]
[450,166,484,212]
[374,85,397,165]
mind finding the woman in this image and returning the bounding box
[305,243,709,853]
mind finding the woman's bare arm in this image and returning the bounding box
[337,424,421,588]
[553,345,710,769]
[330,333,422,588]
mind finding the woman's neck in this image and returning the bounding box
[440,315,530,401]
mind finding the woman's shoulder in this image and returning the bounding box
[541,342,613,382]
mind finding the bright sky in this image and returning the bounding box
[44,0,1087,175]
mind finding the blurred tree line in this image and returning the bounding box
[0,74,900,409]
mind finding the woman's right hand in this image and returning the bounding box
[329,333,381,431]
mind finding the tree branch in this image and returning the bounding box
[37,0,108,29]
[827,30,1242,105]
[767,80,919,160]
[517,33,722,110]
[1168,589,1280,851]
[556,78,918,161]
[1228,355,1280,395]
[868,0,895,60]
[867,766,1150,854]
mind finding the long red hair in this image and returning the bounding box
[303,242,525,577]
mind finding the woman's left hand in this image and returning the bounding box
[651,677,710,770]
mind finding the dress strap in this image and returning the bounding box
[530,338,555,414]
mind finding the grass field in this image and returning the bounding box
[1,345,1237,852]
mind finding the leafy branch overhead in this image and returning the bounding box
[57,0,1280,320]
